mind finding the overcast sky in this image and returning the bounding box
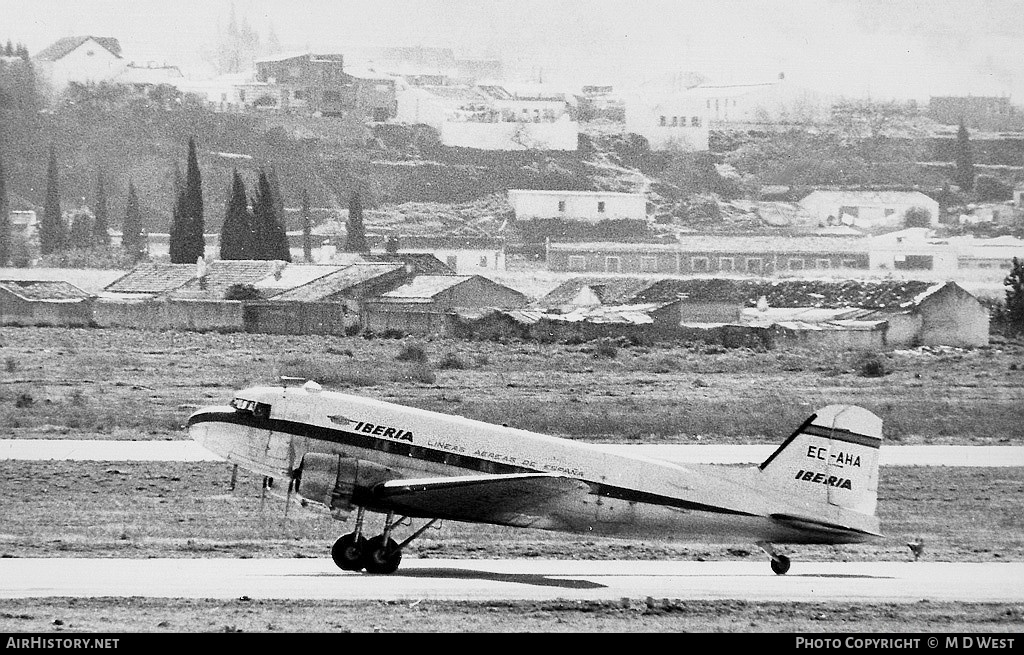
[6,0,1022,101]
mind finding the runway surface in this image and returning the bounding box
[2,439,1023,466]
[1,558,1021,603]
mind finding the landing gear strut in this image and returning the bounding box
[757,541,791,575]
[330,508,440,574]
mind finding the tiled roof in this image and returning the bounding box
[167,260,287,299]
[34,36,122,61]
[253,264,345,296]
[0,280,92,301]
[365,253,453,275]
[270,263,405,301]
[535,277,661,309]
[104,263,198,294]
[377,275,473,300]
[540,276,943,310]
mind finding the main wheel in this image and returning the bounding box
[361,535,402,574]
[770,554,791,575]
[331,533,367,571]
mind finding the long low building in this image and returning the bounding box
[546,230,1024,283]
[547,237,869,276]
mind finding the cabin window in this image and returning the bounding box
[745,257,763,273]
[567,255,586,271]
[691,116,701,127]
[718,257,734,271]
[558,200,566,212]
[659,115,666,126]
[479,255,488,267]
[605,256,621,273]
[816,259,831,269]
[640,256,658,273]
[597,201,606,213]
[788,258,805,270]
[691,256,709,272]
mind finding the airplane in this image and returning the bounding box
[187,377,883,575]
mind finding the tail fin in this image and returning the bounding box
[759,405,882,516]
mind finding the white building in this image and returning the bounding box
[799,190,940,230]
[370,235,507,275]
[507,189,648,222]
[622,91,709,151]
[395,83,579,150]
[32,36,125,95]
[687,77,830,126]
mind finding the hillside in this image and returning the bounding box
[2,99,1021,244]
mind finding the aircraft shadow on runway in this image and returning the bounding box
[294,568,606,589]
[288,569,889,589]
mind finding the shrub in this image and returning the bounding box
[438,352,467,370]
[396,342,428,363]
[853,350,888,377]
[593,337,619,358]
[223,284,262,301]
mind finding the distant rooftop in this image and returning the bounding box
[0,280,92,302]
[34,36,121,61]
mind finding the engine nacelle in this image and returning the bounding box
[295,452,394,514]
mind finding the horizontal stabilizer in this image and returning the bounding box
[771,513,883,539]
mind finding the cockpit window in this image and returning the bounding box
[231,397,271,419]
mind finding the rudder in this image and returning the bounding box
[759,405,882,516]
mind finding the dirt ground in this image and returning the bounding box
[1,326,1022,632]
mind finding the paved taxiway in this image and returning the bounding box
[1,558,1021,603]
[2,439,1023,466]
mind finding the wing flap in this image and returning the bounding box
[373,472,594,523]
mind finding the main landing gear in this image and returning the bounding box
[331,507,439,574]
[757,541,791,575]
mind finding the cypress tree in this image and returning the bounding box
[122,180,144,261]
[954,119,975,192]
[40,145,64,255]
[68,207,93,249]
[92,171,111,246]
[1005,257,1024,336]
[344,190,368,253]
[267,165,286,231]
[170,137,204,263]
[220,170,254,260]
[0,154,10,267]
[250,169,290,261]
[301,188,312,263]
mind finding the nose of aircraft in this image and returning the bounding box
[187,406,235,460]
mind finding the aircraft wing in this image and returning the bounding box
[372,472,594,524]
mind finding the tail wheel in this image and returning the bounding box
[362,535,402,574]
[331,533,367,571]
[770,555,791,575]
